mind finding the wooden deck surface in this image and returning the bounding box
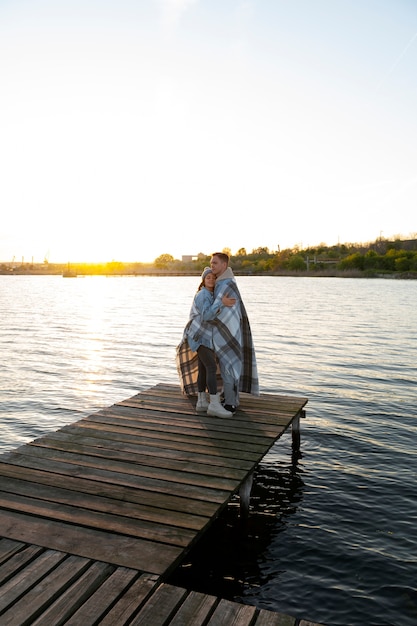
[0,539,320,625]
[0,383,317,625]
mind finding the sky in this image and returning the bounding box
[1,0,416,263]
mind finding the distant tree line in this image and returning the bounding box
[154,237,417,277]
[2,237,417,277]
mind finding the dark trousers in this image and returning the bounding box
[197,345,217,394]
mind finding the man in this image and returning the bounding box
[210,252,259,413]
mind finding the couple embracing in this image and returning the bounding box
[176,252,259,417]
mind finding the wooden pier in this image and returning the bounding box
[0,383,320,625]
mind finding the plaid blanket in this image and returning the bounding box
[176,322,222,396]
[176,279,259,397]
[212,278,259,397]
[176,331,200,396]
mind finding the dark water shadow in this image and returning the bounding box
[167,447,305,600]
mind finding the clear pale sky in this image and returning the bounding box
[1,0,416,263]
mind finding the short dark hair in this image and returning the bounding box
[211,252,229,264]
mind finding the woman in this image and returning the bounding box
[176,267,235,417]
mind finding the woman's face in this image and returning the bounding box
[204,272,216,291]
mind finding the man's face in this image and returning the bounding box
[210,255,226,277]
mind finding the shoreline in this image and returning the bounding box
[1,268,416,279]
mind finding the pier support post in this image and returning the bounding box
[292,411,301,451]
[239,471,254,519]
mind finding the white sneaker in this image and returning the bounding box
[207,395,233,417]
[196,392,209,412]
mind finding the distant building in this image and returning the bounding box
[182,253,207,263]
[398,239,417,251]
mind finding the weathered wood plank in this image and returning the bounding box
[116,397,301,427]
[61,420,269,455]
[0,509,183,573]
[168,589,218,625]
[116,397,304,428]
[29,560,115,626]
[120,383,307,414]
[0,554,91,626]
[0,549,65,614]
[86,408,283,442]
[0,544,44,586]
[10,444,244,492]
[55,423,263,462]
[99,573,159,626]
[0,461,219,517]
[0,491,196,547]
[255,608,296,625]
[206,597,257,625]
[28,435,251,481]
[106,400,290,427]
[2,453,233,503]
[0,538,26,567]
[30,428,256,470]
[129,583,188,625]
[0,475,209,531]
[63,566,139,626]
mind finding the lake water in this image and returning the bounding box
[1,275,416,626]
